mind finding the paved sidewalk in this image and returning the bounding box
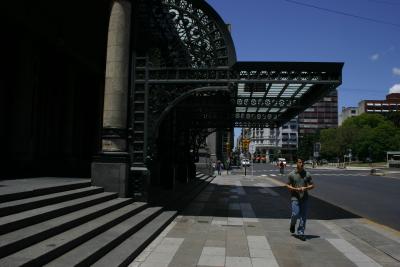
[130,174,400,267]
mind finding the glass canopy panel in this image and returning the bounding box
[232,61,343,127]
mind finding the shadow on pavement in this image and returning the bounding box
[181,183,361,221]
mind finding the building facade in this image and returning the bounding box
[245,117,298,162]
[339,107,359,125]
[358,93,400,114]
[298,90,338,138]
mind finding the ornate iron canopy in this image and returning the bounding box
[233,61,343,128]
[135,61,343,128]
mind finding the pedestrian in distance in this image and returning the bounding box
[216,160,222,175]
[279,161,285,175]
[286,158,315,241]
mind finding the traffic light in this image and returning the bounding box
[242,139,250,151]
[226,142,231,157]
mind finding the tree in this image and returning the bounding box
[320,128,339,159]
[298,132,319,160]
[319,113,400,162]
[385,111,400,127]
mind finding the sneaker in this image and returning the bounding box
[290,225,295,233]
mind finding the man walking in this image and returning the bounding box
[286,158,314,241]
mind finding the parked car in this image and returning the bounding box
[260,156,266,163]
[241,158,251,167]
[304,160,313,165]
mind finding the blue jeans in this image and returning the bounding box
[290,198,308,235]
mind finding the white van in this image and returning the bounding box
[278,158,287,166]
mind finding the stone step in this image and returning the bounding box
[0,198,138,258]
[0,202,150,266]
[0,180,92,203]
[45,206,164,267]
[92,211,177,267]
[0,192,118,234]
[0,186,104,217]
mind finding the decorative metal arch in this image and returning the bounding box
[153,86,232,140]
[129,0,343,198]
[160,0,237,67]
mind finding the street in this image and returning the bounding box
[232,163,400,231]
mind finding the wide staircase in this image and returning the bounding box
[0,173,214,266]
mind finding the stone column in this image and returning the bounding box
[92,0,131,197]
[102,0,131,151]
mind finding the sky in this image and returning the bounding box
[205,0,400,145]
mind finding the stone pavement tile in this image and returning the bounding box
[247,236,271,250]
[305,260,357,267]
[245,227,265,236]
[267,235,299,245]
[211,217,228,225]
[134,250,151,262]
[167,251,199,267]
[196,216,213,223]
[173,245,203,257]
[251,257,279,267]
[128,261,141,267]
[343,235,400,265]
[166,229,188,238]
[144,251,174,263]
[207,229,226,241]
[249,248,275,258]
[153,244,181,254]
[226,244,250,257]
[275,258,304,267]
[205,239,226,247]
[140,262,169,267]
[269,247,299,260]
[226,227,246,236]
[179,238,206,250]
[225,256,252,267]
[197,255,225,266]
[382,263,400,267]
[201,247,225,256]
[299,250,352,263]
[304,237,335,250]
[327,238,382,267]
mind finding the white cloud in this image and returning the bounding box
[370,53,379,61]
[393,67,400,76]
[389,84,400,94]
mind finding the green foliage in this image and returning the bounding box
[298,132,319,160]
[385,111,400,127]
[319,113,400,162]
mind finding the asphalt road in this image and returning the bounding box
[232,163,400,231]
